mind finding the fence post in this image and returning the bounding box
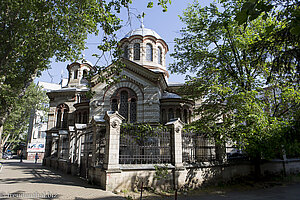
[166,118,184,168]
[103,111,124,170]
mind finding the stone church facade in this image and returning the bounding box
[43,26,300,192]
[45,26,194,155]
[44,26,198,190]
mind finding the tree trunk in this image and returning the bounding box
[1,133,11,154]
[0,124,3,159]
[253,154,262,180]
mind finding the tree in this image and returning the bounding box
[170,0,300,170]
[235,0,300,82]
[2,82,48,153]
[0,0,171,156]
[0,0,121,156]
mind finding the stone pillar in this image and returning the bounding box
[103,111,124,170]
[166,118,184,168]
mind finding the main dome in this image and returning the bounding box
[124,26,162,39]
[120,25,169,78]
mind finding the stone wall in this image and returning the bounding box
[43,113,300,192]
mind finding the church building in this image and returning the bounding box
[44,26,196,190]
[45,25,194,143]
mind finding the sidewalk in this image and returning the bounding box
[0,159,124,200]
[2,159,300,200]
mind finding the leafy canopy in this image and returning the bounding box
[0,0,171,155]
[171,0,300,159]
[2,82,48,151]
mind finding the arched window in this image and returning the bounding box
[124,45,129,59]
[119,91,129,121]
[130,98,137,123]
[146,43,153,61]
[56,110,62,128]
[184,109,188,123]
[56,104,69,129]
[176,109,181,120]
[111,99,118,111]
[158,47,162,64]
[168,108,174,121]
[74,70,78,79]
[62,110,68,128]
[83,70,88,79]
[78,112,82,123]
[83,111,88,124]
[134,43,140,60]
[161,109,167,123]
[111,88,137,123]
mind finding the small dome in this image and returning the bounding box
[124,26,162,39]
[161,92,182,99]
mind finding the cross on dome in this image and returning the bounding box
[140,12,145,28]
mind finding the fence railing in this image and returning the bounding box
[182,129,216,164]
[95,126,106,166]
[119,125,171,164]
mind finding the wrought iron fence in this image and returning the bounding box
[182,129,216,164]
[119,125,171,164]
[95,126,106,166]
[182,129,197,164]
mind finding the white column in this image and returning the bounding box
[166,118,184,168]
[103,111,124,170]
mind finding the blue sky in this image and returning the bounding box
[36,0,212,84]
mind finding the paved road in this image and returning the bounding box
[1,159,300,200]
[0,159,124,200]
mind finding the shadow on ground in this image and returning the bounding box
[1,160,101,189]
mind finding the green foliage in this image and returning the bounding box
[154,163,169,180]
[2,82,48,151]
[0,0,124,129]
[120,123,166,145]
[234,0,300,82]
[0,0,172,154]
[171,0,300,160]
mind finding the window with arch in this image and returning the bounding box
[74,70,78,79]
[83,111,88,124]
[158,47,162,64]
[176,108,181,120]
[161,109,167,123]
[111,88,137,123]
[56,104,69,129]
[77,112,82,123]
[168,108,174,121]
[134,43,140,60]
[83,70,88,79]
[146,43,153,61]
[111,99,118,112]
[184,109,188,123]
[123,45,129,59]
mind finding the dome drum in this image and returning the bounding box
[120,26,169,78]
